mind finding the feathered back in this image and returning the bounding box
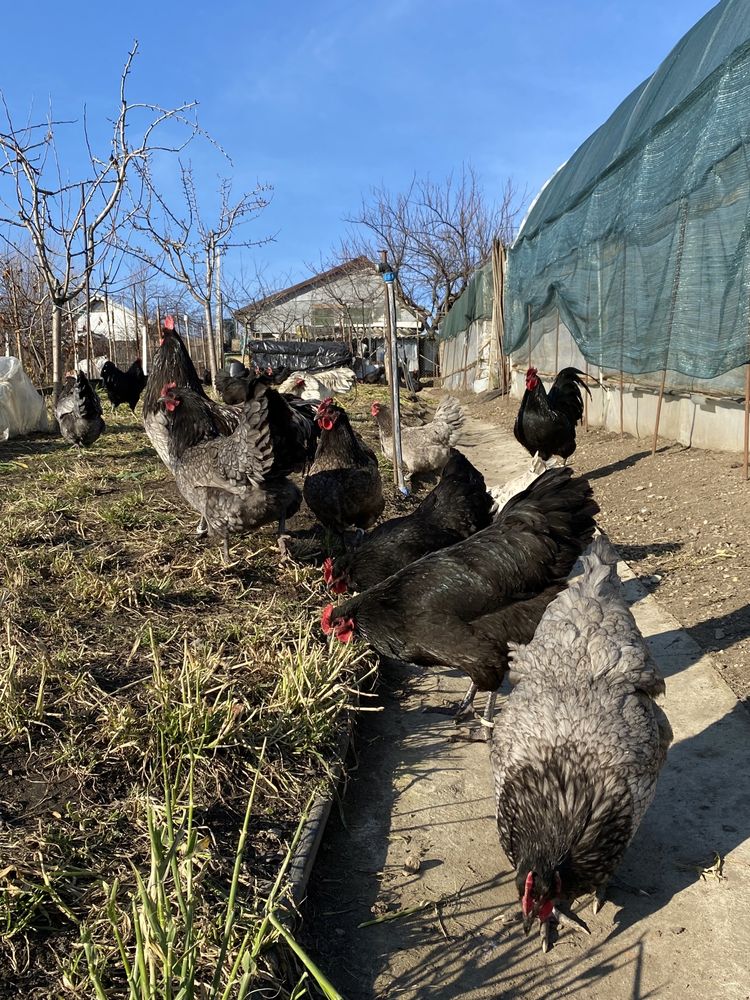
[330,449,492,591]
[433,396,465,445]
[55,371,102,421]
[508,532,665,698]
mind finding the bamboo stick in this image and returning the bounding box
[651,368,667,456]
[744,363,750,481]
[619,368,624,438]
[527,303,532,369]
[584,361,589,432]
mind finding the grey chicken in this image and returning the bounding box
[370,395,464,480]
[55,371,105,448]
[490,534,672,953]
[157,381,301,561]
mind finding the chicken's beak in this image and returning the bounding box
[522,912,535,936]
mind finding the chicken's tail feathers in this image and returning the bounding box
[548,367,592,426]
[494,467,600,578]
[434,395,465,444]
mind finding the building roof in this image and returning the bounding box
[235,257,375,318]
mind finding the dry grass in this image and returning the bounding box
[0,387,420,998]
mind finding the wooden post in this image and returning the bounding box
[651,369,667,455]
[619,368,625,438]
[743,363,750,481]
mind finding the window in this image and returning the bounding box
[310,304,337,328]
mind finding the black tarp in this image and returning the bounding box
[246,340,352,373]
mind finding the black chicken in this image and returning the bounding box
[101,358,147,412]
[324,449,493,594]
[55,371,106,448]
[491,535,672,953]
[514,367,591,465]
[304,398,384,534]
[157,381,301,561]
[215,365,252,405]
[142,315,238,472]
[322,468,599,724]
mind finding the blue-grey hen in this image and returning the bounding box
[157,380,301,562]
[490,534,672,953]
[55,371,105,448]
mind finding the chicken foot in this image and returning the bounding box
[540,904,591,954]
[277,513,293,563]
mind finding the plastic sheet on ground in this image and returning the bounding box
[0,357,50,440]
[246,339,352,373]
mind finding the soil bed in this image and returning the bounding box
[463,390,750,704]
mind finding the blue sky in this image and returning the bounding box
[0,0,718,299]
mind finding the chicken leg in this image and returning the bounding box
[277,512,293,563]
[454,681,478,719]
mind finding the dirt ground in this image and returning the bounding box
[302,398,750,1000]
[463,391,750,705]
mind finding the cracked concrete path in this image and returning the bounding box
[303,417,750,999]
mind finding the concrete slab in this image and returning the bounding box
[304,418,750,999]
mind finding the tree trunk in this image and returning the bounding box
[203,301,219,384]
[51,302,63,401]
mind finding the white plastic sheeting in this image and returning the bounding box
[0,357,50,440]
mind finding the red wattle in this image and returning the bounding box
[321,605,334,634]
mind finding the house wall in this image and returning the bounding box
[75,300,146,343]
[250,270,422,339]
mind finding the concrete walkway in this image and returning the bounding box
[304,418,750,999]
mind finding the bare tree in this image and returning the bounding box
[0,42,201,399]
[341,164,521,333]
[129,164,271,382]
[0,249,51,379]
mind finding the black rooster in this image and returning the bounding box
[101,358,147,412]
[514,367,591,464]
[322,467,599,724]
[324,449,493,594]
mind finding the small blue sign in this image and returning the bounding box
[382,270,395,284]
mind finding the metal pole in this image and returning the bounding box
[216,248,224,369]
[379,250,407,494]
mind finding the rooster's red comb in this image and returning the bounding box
[316,397,334,416]
[159,381,177,398]
[163,315,175,331]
